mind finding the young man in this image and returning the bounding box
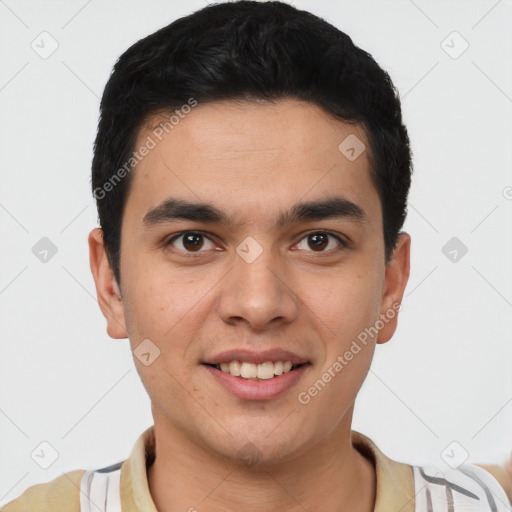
[4,1,511,511]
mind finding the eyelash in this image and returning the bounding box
[164,230,348,257]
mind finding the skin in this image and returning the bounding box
[89,99,410,512]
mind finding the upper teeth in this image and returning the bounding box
[218,360,295,379]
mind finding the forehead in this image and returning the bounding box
[125,99,380,228]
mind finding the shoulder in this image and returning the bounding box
[1,469,85,511]
[474,461,512,503]
[411,462,511,511]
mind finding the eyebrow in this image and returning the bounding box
[143,196,366,229]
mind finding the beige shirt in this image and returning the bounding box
[3,426,511,511]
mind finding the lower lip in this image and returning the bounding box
[202,364,310,401]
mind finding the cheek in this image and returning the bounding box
[305,266,382,341]
[122,274,202,407]
[122,255,201,340]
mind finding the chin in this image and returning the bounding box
[205,425,312,468]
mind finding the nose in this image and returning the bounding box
[217,245,299,331]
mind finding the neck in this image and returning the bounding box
[147,418,376,512]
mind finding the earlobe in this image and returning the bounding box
[88,228,128,339]
[376,232,411,345]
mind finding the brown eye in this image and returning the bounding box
[166,231,216,254]
[308,233,329,251]
[295,231,346,253]
[182,233,204,251]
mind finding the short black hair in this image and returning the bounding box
[91,0,412,286]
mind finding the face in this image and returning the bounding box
[89,99,410,465]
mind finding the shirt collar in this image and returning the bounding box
[120,426,415,512]
[351,429,415,512]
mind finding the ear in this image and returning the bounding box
[88,228,128,339]
[376,232,411,345]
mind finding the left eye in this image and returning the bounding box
[295,232,345,252]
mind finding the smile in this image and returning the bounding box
[205,360,305,380]
[202,361,311,400]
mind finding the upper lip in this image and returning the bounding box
[202,348,310,365]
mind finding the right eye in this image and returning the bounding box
[165,231,219,256]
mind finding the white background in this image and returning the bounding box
[1,0,511,506]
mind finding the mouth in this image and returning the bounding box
[201,359,311,401]
[202,361,309,380]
